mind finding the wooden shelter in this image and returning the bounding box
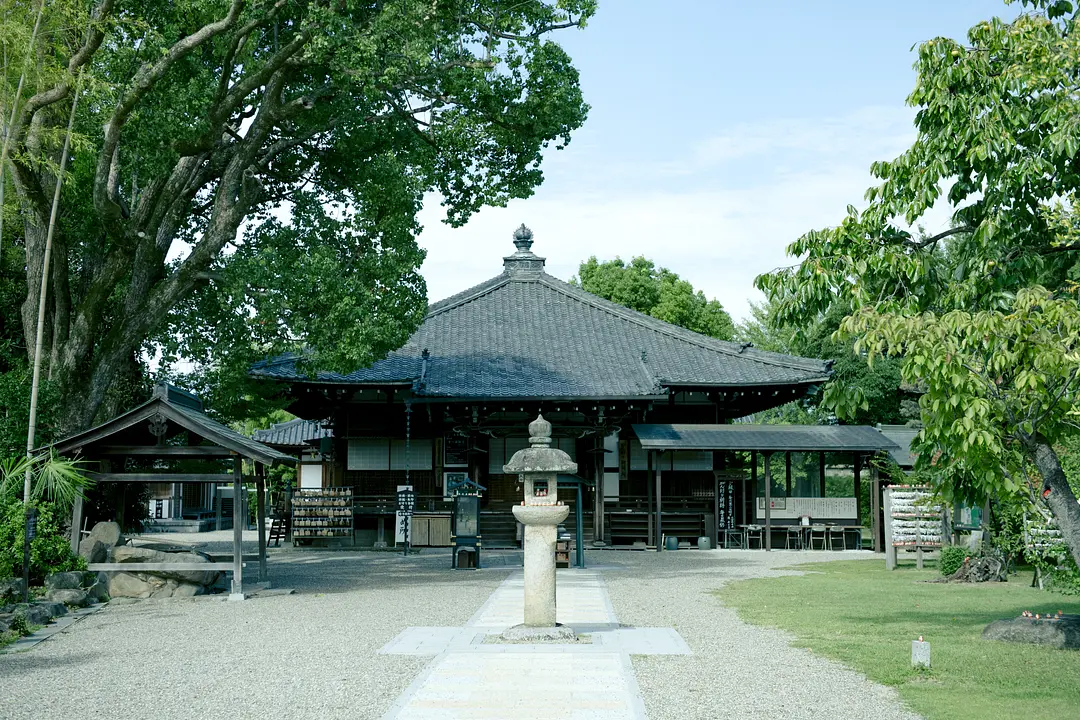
[50,384,294,598]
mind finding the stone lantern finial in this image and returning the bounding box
[529,414,552,446]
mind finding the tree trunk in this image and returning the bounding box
[1030,441,1080,570]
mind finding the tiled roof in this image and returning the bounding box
[634,423,900,452]
[50,384,295,467]
[251,233,831,399]
[253,418,332,448]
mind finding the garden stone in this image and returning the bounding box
[983,615,1080,650]
[0,577,25,603]
[108,572,154,599]
[111,546,219,585]
[46,571,86,591]
[47,588,90,608]
[86,580,110,603]
[87,521,124,548]
[15,602,57,626]
[79,537,108,563]
[0,614,10,633]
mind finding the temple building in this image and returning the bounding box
[252,226,871,549]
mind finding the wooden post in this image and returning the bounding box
[646,450,654,547]
[215,483,223,531]
[819,451,826,497]
[854,453,862,531]
[785,451,792,496]
[655,452,663,551]
[594,434,605,545]
[750,450,758,526]
[713,451,722,547]
[256,465,267,583]
[764,452,772,551]
[70,494,83,554]
[871,464,882,553]
[884,486,897,570]
[231,456,244,598]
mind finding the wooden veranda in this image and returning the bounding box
[50,384,294,599]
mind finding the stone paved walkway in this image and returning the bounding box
[380,569,685,719]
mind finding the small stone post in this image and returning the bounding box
[911,636,931,669]
[504,415,576,636]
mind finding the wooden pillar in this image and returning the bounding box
[713,451,722,546]
[646,450,654,546]
[594,434,605,545]
[231,456,244,598]
[70,494,84,554]
[655,451,663,551]
[785,452,792,496]
[215,483,223,531]
[819,451,826,497]
[256,465,268,583]
[750,450,758,525]
[854,453,862,530]
[764,452,772,551]
[871,463,882,553]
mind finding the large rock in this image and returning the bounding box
[85,580,110,603]
[12,601,64,626]
[0,577,25,603]
[108,572,154,599]
[45,571,85,591]
[87,521,124,548]
[983,615,1080,650]
[46,588,89,608]
[111,546,219,585]
[79,537,108,563]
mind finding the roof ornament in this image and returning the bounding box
[503,224,545,279]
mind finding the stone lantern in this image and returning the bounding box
[504,414,577,633]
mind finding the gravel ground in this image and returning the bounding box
[0,548,510,720]
[601,549,922,720]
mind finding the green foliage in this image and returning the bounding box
[939,545,969,576]
[756,1,1080,566]
[0,453,93,507]
[1,0,595,430]
[0,497,85,584]
[574,256,735,340]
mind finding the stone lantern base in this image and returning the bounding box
[500,623,578,642]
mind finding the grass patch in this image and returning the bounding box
[717,560,1080,720]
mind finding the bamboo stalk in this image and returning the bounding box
[24,78,79,502]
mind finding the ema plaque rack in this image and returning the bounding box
[292,487,354,546]
[884,484,944,570]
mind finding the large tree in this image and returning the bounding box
[757,0,1080,567]
[0,0,594,431]
[575,255,735,340]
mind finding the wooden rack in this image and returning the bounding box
[292,487,354,546]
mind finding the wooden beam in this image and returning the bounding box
[87,563,236,572]
[750,450,758,526]
[646,450,654,546]
[96,446,234,457]
[785,452,792,496]
[854,453,862,534]
[70,495,84,554]
[88,472,234,483]
[871,463,882,553]
[819,451,826,497]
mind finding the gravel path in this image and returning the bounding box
[1,546,920,720]
[601,549,922,720]
[0,549,510,720]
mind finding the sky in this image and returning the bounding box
[415,0,1020,324]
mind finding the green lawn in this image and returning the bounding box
[716,560,1080,720]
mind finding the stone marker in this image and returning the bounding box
[911,637,931,668]
[502,414,577,641]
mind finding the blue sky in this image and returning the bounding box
[417,0,1019,323]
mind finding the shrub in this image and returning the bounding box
[0,497,85,584]
[939,544,968,576]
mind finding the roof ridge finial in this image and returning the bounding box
[513,224,534,252]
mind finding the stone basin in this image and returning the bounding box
[513,504,569,526]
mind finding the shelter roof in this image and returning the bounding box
[50,384,294,467]
[252,418,331,449]
[875,424,920,468]
[632,423,900,453]
[251,228,832,400]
